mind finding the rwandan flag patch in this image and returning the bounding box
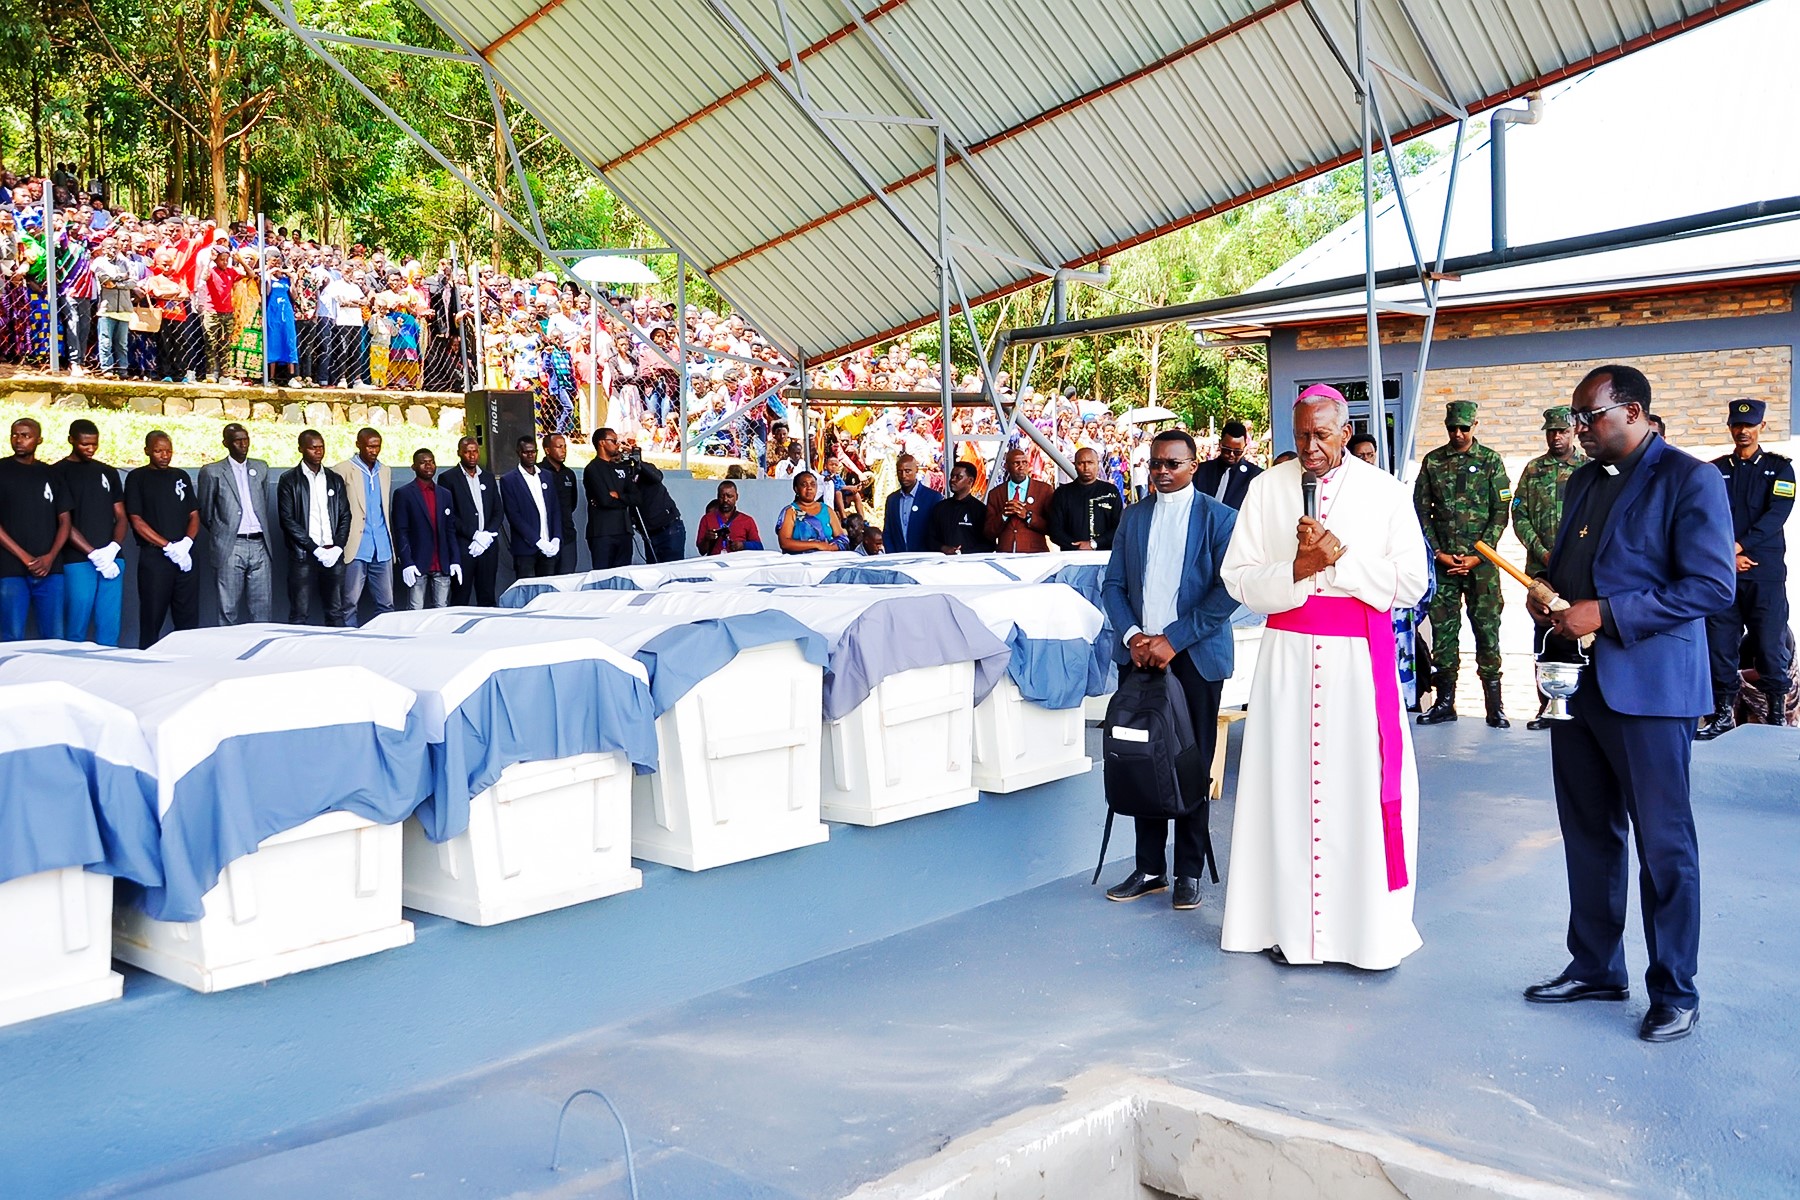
[1499,488,1514,504]
[1774,479,1796,499]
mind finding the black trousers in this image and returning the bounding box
[1550,681,1701,1007]
[512,553,556,579]
[286,555,346,626]
[588,532,633,570]
[1118,653,1222,879]
[449,547,500,608]
[1706,576,1792,695]
[553,534,579,575]
[137,552,199,648]
[646,520,686,565]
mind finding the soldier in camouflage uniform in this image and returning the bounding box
[1511,405,1586,728]
[1413,400,1513,728]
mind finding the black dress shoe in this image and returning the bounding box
[1172,877,1201,910]
[1105,870,1168,902]
[1524,973,1629,1004]
[1639,1004,1698,1042]
[1265,945,1291,966]
[1525,715,1552,731]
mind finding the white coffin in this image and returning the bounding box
[822,660,979,825]
[0,868,122,1028]
[113,813,414,993]
[972,678,1092,793]
[1221,624,1264,711]
[402,752,641,925]
[632,640,829,870]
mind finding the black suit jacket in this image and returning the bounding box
[1192,458,1262,510]
[438,465,504,543]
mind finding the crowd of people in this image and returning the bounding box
[2,172,1247,513]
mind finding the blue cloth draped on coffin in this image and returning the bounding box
[625,611,830,716]
[416,659,661,843]
[499,579,562,608]
[0,745,160,887]
[130,719,432,923]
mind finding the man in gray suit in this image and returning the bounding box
[197,422,275,624]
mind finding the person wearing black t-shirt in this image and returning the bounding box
[928,461,994,554]
[0,417,72,641]
[56,418,128,646]
[125,430,200,648]
[1048,447,1124,550]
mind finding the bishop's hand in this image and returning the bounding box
[1292,517,1343,582]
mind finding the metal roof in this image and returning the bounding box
[410,0,1761,359]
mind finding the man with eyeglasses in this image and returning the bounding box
[1522,364,1732,1044]
[1099,429,1239,911]
[984,447,1054,554]
[1192,419,1263,509]
[1414,400,1513,728]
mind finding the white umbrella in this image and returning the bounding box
[570,254,661,286]
[1118,405,1180,426]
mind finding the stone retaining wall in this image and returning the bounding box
[0,375,465,434]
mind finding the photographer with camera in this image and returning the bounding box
[582,427,639,570]
[628,436,687,563]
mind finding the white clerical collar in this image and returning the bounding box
[1156,483,1195,506]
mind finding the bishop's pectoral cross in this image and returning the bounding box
[1578,524,1589,538]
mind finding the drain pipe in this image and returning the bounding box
[1490,91,1543,252]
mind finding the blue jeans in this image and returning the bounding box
[0,574,67,641]
[62,560,123,646]
[341,558,394,627]
[98,316,130,374]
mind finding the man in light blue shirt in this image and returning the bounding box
[333,427,395,625]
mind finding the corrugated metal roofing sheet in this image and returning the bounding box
[412,0,1761,358]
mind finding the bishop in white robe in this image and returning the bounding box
[1219,387,1430,969]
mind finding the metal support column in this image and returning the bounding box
[44,176,59,373]
[676,253,690,470]
[1354,0,1385,471]
[258,212,270,387]
[936,128,953,480]
[796,353,809,468]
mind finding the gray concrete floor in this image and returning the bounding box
[134,714,1800,1200]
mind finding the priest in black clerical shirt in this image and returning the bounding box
[930,461,993,554]
[1048,447,1123,550]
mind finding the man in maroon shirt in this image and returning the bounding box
[696,480,763,554]
[393,448,462,609]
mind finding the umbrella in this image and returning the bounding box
[570,254,661,286]
[1117,405,1180,426]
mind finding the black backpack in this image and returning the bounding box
[1093,667,1217,884]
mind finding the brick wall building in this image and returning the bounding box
[1227,277,1800,462]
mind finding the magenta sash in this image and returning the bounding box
[1266,594,1408,891]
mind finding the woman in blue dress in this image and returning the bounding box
[777,471,849,553]
[263,258,299,386]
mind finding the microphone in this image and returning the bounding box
[1301,469,1319,521]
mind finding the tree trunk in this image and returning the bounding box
[235,159,250,225]
[491,108,506,270]
[208,26,230,226]
[169,116,185,207]
[30,61,43,178]
[1148,327,1162,408]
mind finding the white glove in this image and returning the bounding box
[96,559,122,581]
[312,545,343,568]
[164,537,193,572]
[449,564,463,583]
[472,529,496,551]
[88,541,120,569]
[466,536,488,559]
[401,565,421,588]
[536,537,559,559]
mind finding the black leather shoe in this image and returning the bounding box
[1172,877,1201,910]
[1639,1004,1699,1042]
[1524,973,1629,1004]
[1525,716,1552,731]
[1105,870,1168,902]
[1265,945,1291,966]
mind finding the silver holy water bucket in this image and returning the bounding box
[1534,650,1588,720]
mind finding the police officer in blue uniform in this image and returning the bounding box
[1697,398,1794,738]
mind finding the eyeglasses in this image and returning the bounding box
[1147,457,1194,471]
[1448,425,1471,434]
[1570,402,1631,427]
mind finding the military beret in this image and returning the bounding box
[1541,405,1572,431]
[1445,400,1478,426]
[1729,398,1766,426]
